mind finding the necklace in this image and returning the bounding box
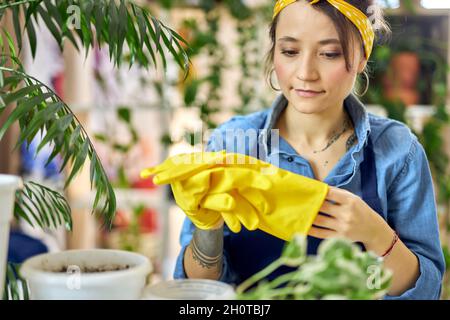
[312,112,352,154]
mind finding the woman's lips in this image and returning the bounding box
[295,89,325,98]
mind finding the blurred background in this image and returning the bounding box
[1,0,450,299]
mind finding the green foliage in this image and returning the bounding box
[93,106,139,188]
[365,26,450,205]
[3,263,29,301]
[180,13,225,131]
[232,18,261,115]
[236,236,392,300]
[0,0,192,233]
[0,0,191,77]
[155,1,273,147]
[15,181,72,230]
[443,246,450,271]
[1,0,192,300]
[0,61,116,228]
[223,0,252,21]
[116,203,146,252]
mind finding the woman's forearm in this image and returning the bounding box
[184,220,224,280]
[365,220,420,296]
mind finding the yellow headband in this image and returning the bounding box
[273,0,374,59]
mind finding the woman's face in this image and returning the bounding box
[273,1,367,115]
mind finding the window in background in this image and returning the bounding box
[421,0,450,9]
[379,0,400,8]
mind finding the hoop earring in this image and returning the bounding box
[355,72,369,97]
[269,69,281,91]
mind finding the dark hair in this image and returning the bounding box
[264,0,392,95]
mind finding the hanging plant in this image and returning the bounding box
[168,3,227,147]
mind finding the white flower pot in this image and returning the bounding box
[0,175,22,299]
[20,249,152,300]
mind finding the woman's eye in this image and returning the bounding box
[323,52,342,59]
[281,50,297,57]
[281,50,342,59]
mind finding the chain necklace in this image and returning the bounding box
[312,112,352,154]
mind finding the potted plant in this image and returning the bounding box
[0,0,190,299]
[235,235,392,300]
[19,249,152,300]
[382,51,421,106]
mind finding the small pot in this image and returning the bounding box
[21,249,152,300]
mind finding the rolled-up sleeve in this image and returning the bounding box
[383,138,446,300]
[173,129,237,284]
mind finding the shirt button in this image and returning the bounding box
[287,156,294,162]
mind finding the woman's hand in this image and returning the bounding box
[308,186,388,247]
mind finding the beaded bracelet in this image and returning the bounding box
[381,231,399,259]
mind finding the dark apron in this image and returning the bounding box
[225,135,383,285]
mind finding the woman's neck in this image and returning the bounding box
[276,102,350,152]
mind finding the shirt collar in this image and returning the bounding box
[259,92,371,155]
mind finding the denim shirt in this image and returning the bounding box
[174,93,445,300]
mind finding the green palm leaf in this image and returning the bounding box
[15,181,73,230]
[0,62,116,228]
[0,0,191,78]
[3,262,29,301]
[0,0,194,301]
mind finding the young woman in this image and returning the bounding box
[174,0,445,299]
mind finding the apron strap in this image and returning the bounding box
[360,135,384,214]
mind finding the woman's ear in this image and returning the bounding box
[357,57,368,74]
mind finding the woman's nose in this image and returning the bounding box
[296,54,319,81]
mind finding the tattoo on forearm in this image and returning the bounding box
[190,227,223,269]
[191,240,221,269]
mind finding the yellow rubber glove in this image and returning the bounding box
[175,165,328,241]
[141,151,271,231]
[141,151,267,185]
[141,151,228,184]
[170,166,273,231]
[141,152,329,241]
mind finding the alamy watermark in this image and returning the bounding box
[64,2,385,32]
[366,264,383,290]
[66,265,81,290]
[170,128,281,175]
[367,4,385,32]
[66,5,81,30]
